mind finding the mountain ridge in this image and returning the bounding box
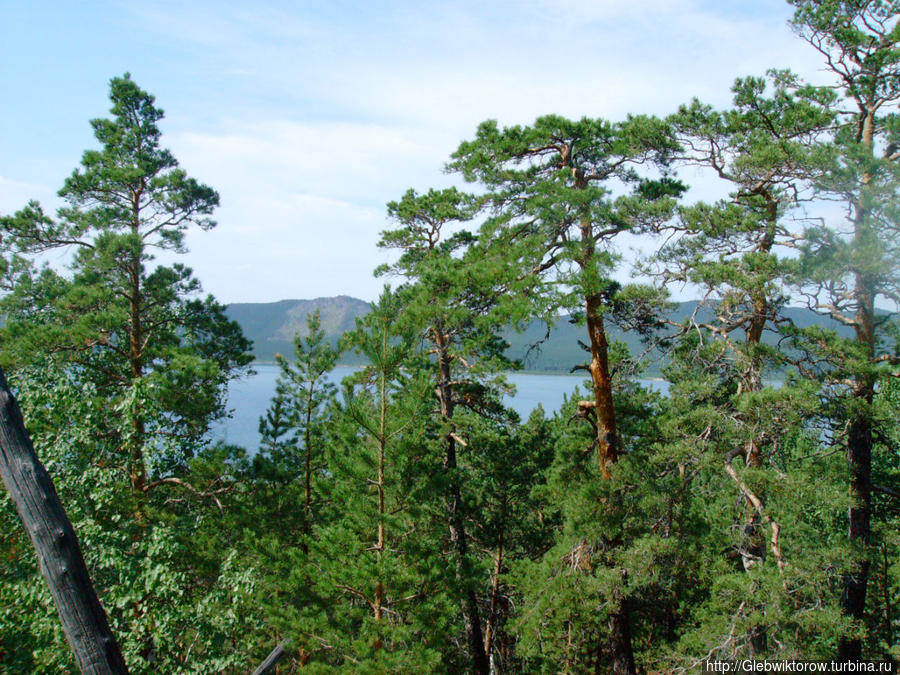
[225,296,853,374]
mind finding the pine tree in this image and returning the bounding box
[650,334,847,665]
[664,70,835,392]
[378,186,542,673]
[297,290,447,671]
[449,115,681,482]
[448,114,683,674]
[786,1,900,660]
[656,70,837,655]
[258,310,340,545]
[0,74,252,495]
[462,408,556,672]
[0,74,254,674]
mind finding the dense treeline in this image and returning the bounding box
[1,1,899,673]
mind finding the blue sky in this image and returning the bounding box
[1,0,825,303]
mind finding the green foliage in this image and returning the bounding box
[304,290,448,671]
[0,362,265,674]
[0,74,252,467]
[660,346,850,664]
[783,4,900,658]
[257,309,339,507]
[0,75,255,674]
[448,113,683,324]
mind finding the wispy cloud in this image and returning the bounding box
[2,0,829,302]
[166,120,448,302]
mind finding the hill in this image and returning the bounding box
[225,296,370,362]
[226,296,854,374]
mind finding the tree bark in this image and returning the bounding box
[250,640,290,675]
[0,368,129,675]
[128,198,146,496]
[575,170,633,673]
[373,367,387,633]
[839,420,872,662]
[740,206,775,654]
[484,534,504,670]
[585,293,619,479]
[839,373,873,663]
[583,301,635,675]
[305,384,314,526]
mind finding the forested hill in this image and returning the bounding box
[226,296,851,372]
[225,296,371,362]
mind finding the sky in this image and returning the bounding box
[0,0,828,304]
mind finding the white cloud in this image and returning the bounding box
[173,121,440,201]
[163,120,450,302]
[2,0,838,304]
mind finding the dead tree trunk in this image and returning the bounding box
[0,368,129,675]
[250,640,290,675]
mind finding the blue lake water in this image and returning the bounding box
[213,364,669,451]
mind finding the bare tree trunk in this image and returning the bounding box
[575,180,618,479]
[839,371,873,662]
[305,385,314,527]
[301,386,314,556]
[581,272,634,675]
[565,620,575,675]
[739,210,775,655]
[583,296,634,675]
[0,368,129,675]
[373,368,387,650]
[127,206,146,497]
[250,640,290,675]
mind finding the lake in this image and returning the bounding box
[212,364,669,451]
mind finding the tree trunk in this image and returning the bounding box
[250,640,290,675]
[565,620,575,675]
[574,172,619,480]
[585,293,618,479]
[583,295,634,675]
[740,209,775,654]
[839,373,873,662]
[608,594,636,675]
[302,386,314,555]
[128,204,146,496]
[0,368,129,675]
[579,228,634,675]
[484,534,504,671]
[434,326,490,675]
[838,108,877,663]
[373,368,387,633]
[305,383,316,520]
